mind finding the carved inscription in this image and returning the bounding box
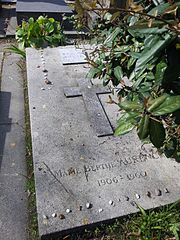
[51,153,149,184]
[54,153,148,180]
[97,171,147,187]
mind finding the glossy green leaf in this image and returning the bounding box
[155,61,167,84]
[128,27,167,37]
[104,27,121,46]
[136,33,174,70]
[148,94,169,112]
[115,113,136,136]
[149,119,165,148]
[117,112,140,124]
[152,95,180,116]
[138,115,150,140]
[127,56,136,70]
[114,65,123,80]
[87,67,100,79]
[115,121,135,136]
[119,99,143,111]
[148,2,170,15]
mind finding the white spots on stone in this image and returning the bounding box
[135,194,140,199]
[42,215,48,219]
[52,213,57,218]
[43,188,171,222]
[66,209,71,213]
[86,202,91,209]
[45,79,52,85]
[42,104,46,109]
[155,189,162,196]
[10,142,16,148]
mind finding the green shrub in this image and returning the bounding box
[16,16,66,49]
[75,0,180,160]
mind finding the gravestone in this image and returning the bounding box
[26,46,180,239]
[16,0,73,30]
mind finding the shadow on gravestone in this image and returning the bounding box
[0,91,12,171]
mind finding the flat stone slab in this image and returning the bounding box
[59,47,88,65]
[26,47,180,239]
[16,0,72,13]
[0,52,27,240]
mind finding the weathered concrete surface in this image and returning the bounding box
[0,52,28,240]
[26,47,180,239]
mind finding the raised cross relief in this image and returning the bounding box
[64,79,114,137]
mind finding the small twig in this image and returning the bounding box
[90,7,173,26]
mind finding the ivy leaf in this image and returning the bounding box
[152,95,180,116]
[114,65,123,80]
[149,119,165,148]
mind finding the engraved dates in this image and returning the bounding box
[97,171,147,187]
